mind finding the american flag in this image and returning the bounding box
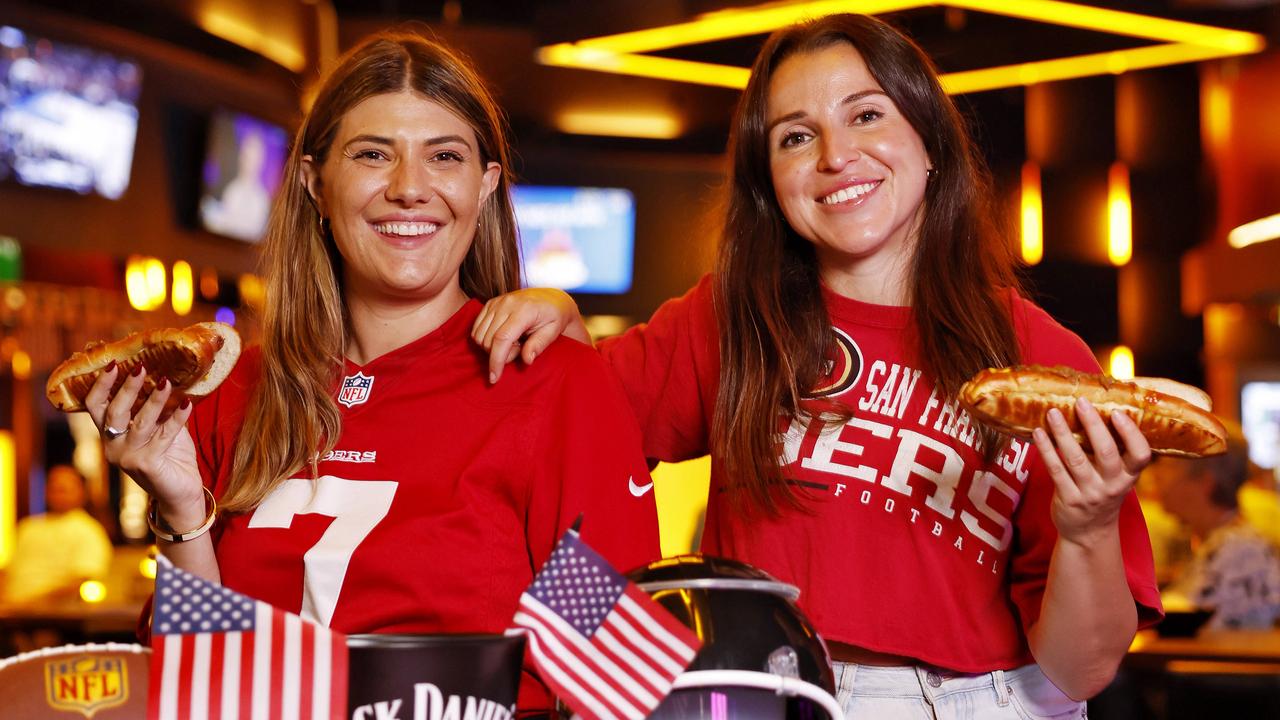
[510,529,701,720]
[148,557,348,720]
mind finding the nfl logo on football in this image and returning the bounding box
[44,654,129,718]
[339,371,375,408]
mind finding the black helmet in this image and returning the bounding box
[624,554,844,720]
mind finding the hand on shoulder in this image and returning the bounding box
[472,288,591,383]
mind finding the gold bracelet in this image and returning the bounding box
[147,487,217,543]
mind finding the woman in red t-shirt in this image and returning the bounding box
[475,12,1162,719]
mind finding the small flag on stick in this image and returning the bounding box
[148,556,348,720]
[510,528,701,720]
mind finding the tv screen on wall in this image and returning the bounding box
[1241,380,1280,470]
[0,25,142,199]
[197,108,289,243]
[513,185,635,295]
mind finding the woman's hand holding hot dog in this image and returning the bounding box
[85,364,204,527]
[1027,398,1147,699]
[1034,397,1151,545]
[82,362,221,581]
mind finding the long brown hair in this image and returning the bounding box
[714,14,1022,515]
[221,32,519,512]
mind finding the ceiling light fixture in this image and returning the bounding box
[555,110,684,139]
[1109,345,1135,380]
[1020,162,1043,266]
[198,10,306,72]
[0,432,13,570]
[537,0,1266,94]
[1107,162,1132,267]
[539,46,751,89]
[1228,213,1280,249]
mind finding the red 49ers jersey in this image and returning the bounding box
[189,300,660,713]
[600,275,1161,672]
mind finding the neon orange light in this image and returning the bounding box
[538,0,1265,95]
[1108,162,1132,267]
[1021,162,1043,266]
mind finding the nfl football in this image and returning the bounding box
[0,643,150,719]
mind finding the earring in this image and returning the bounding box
[926,167,937,181]
[319,216,329,235]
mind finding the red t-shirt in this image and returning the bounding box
[190,299,661,713]
[599,274,1162,672]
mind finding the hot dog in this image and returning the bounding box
[46,321,241,412]
[958,365,1227,457]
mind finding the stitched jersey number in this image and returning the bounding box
[248,476,398,627]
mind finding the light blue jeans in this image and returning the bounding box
[833,662,1087,720]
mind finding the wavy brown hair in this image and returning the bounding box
[221,32,519,512]
[714,14,1022,515]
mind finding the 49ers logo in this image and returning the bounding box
[809,328,863,399]
[44,654,129,718]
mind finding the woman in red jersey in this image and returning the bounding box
[80,32,659,717]
[475,13,1161,719]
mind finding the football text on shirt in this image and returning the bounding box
[782,350,1035,573]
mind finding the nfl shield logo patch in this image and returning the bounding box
[44,653,129,718]
[338,371,375,408]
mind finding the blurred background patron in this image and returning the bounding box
[0,464,112,605]
[1155,427,1280,630]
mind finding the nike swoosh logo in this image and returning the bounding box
[628,476,654,498]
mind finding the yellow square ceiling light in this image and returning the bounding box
[535,0,1266,94]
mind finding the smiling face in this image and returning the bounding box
[302,90,500,308]
[766,42,931,298]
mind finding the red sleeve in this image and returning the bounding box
[187,347,260,500]
[185,348,262,571]
[187,383,222,493]
[524,339,662,577]
[1006,296,1164,632]
[598,274,719,463]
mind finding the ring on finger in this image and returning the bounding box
[103,424,129,441]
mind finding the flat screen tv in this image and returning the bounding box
[513,185,635,295]
[0,25,142,199]
[1241,380,1280,470]
[198,108,289,243]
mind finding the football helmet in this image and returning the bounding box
[626,554,844,720]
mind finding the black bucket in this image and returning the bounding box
[347,633,526,720]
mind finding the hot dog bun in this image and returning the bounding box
[46,322,241,412]
[958,365,1227,458]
